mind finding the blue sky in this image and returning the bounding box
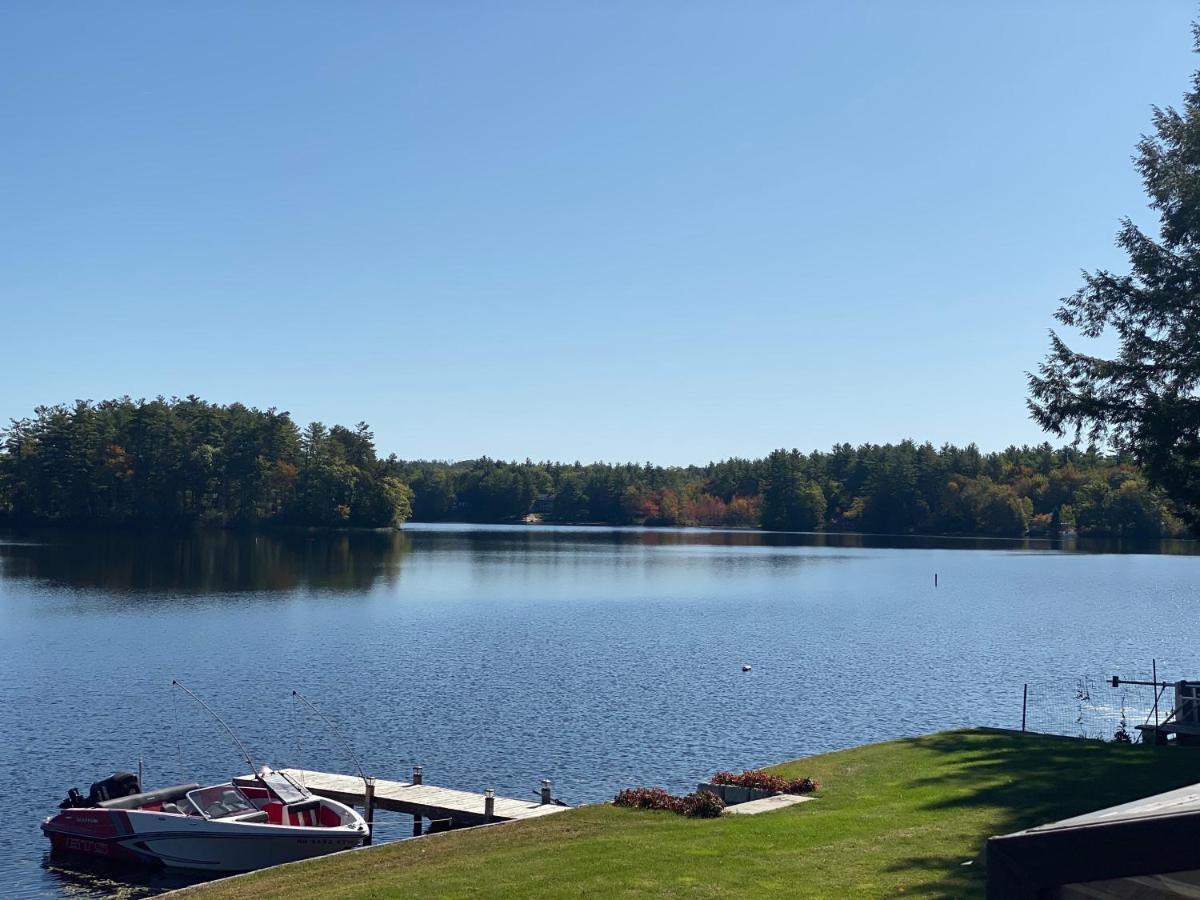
[2,2,1195,464]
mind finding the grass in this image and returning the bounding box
[178,728,1200,899]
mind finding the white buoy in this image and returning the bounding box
[742,664,752,672]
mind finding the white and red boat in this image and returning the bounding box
[43,767,369,872]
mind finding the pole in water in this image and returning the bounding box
[934,573,938,587]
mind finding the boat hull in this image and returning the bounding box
[44,805,366,871]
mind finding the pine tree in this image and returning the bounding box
[1029,24,1200,529]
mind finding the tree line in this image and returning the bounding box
[0,397,1188,538]
[0,397,411,528]
[397,443,1187,538]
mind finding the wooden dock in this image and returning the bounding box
[237,768,568,836]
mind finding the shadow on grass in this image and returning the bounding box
[884,853,983,897]
[893,728,1200,896]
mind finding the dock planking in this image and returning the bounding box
[237,769,568,829]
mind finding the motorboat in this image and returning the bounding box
[43,767,369,872]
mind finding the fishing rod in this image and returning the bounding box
[291,689,370,791]
[172,680,260,777]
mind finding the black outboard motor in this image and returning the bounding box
[59,772,141,809]
[88,772,141,804]
[59,788,86,809]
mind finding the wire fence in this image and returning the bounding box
[1021,669,1172,743]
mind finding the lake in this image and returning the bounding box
[1,524,1198,898]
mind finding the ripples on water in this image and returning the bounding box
[1,525,1197,898]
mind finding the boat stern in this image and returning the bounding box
[42,807,148,863]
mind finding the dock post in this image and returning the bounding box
[1021,684,1028,732]
[484,788,495,823]
[540,779,552,805]
[410,767,422,835]
[363,777,375,845]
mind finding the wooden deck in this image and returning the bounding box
[238,769,569,829]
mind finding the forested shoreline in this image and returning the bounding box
[0,397,1190,538]
[0,398,413,529]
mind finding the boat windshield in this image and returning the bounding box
[186,784,257,820]
[258,769,309,805]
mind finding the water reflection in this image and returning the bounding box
[0,529,410,595]
[403,523,1200,555]
[0,526,1194,600]
[40,852,214,900]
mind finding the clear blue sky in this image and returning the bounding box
[2,2,1194,464]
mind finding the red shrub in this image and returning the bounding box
[613,787,683,813]
[783,777,818,794]
[613,787,726,817]
[711,769,787,792]
[679,791,725,818]
[711,770,819,795]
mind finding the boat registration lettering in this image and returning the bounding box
[65,837,109,855]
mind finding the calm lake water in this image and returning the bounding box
[1,524,1198,898]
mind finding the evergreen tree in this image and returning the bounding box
[1029,24,1200,530]
[761,449,825,531]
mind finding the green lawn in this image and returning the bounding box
[178,729,1200,899]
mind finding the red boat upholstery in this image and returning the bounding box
[264,800,341,827]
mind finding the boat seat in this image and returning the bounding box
[161,803,181,815]
[265,799,334,826]
[288,801,322,826]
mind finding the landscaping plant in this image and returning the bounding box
[711,770,819,794]
[612,787,726,818]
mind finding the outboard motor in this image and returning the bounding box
[88,772,141,804]
[59,772,141,809]
[58,788,86,809]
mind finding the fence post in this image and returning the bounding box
[1022,683,1028,733]
[1153,659,1159,728]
